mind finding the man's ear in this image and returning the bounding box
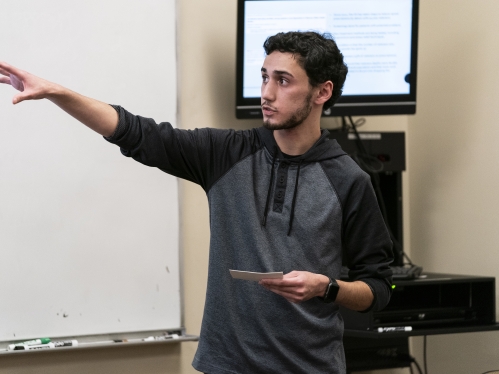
[314,81,333,106]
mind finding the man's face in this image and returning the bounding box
[261,52,314,130]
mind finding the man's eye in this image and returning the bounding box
[262,76,269,82]
[279,78,287,85]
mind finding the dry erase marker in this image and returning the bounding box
[14,343,55,350]
[8,338,51,350]
[143,334,179,342]
[53,340,78,348]
[377,326,412,333]
[13,340,78,350]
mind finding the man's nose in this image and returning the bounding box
[261,80,276,102]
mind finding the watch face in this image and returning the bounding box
[325,278,339,303]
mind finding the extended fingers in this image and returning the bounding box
[0,67,10,77]
[0,76,11,84]
[0,61,24,78]
[261,280,306,295]
[263,283,301,291]
[261,280,289,289]
[263,285,301,302]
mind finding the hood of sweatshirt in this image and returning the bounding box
[256,127,347,162]
[256,127,347,235]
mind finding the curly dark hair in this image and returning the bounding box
[263,31,348,109]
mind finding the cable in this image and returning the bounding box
[411,358,424,374]
[341,116,349,132]
[327,116,367,132]
[424,335,428,374]
[338,115,366,131]
[481,371,499,374]
[402,354,423,374]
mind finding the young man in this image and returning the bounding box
[0,32,393,373]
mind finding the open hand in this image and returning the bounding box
[259,271,329,303]
[0,61,58,104]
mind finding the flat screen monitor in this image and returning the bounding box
[236,0,419,118]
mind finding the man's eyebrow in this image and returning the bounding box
[260,67,294,78]
[273,70,294,78]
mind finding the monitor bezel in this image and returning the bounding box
[236,0,420,119]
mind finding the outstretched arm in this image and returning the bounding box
[0,61,118,137]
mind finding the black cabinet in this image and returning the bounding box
[341,273,499,372]
[342,273,496,332]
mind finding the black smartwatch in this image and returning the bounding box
[320,277,340,303]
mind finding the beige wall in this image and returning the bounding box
[2,0,498,373]
[358,1,499,373]
[407,1,499,373]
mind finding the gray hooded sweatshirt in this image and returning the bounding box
[106,105,393,374]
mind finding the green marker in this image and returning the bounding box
[8,338,51,351]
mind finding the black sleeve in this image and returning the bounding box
[322,156,394,312]
[105,105,261,191]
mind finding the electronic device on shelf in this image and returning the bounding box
[391,264,423,280]
[341,273,497,331]
[236,0,420,118]
[340,264,423,281]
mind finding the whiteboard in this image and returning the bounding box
[0,0,180,342]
